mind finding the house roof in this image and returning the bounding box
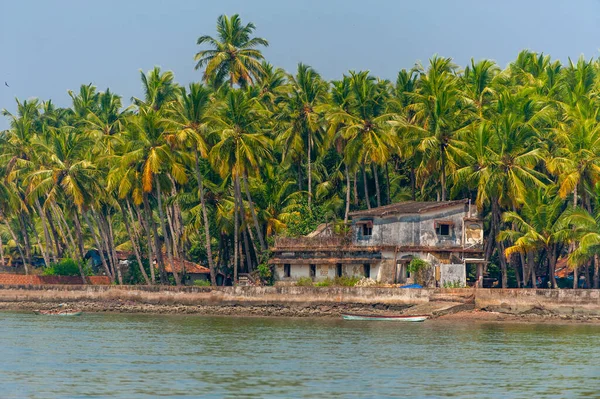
[348,200,469,218]
[164,258,210,274]
[112,250,210,275]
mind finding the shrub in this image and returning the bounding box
[193,279,211,287]
[333,276,360,287]
[296,277,314,287]
[43,258,81,276]
[443,280,465,288]
[407,258,429,274]
[257,263,274,286]
[314,278,332,287]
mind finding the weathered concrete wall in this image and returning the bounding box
[475,289,600,315]
[354,204,467,247]
[3,285,600,316]
[440,264,466,287]
[0,285,434,307]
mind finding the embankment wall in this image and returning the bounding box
[474,288,600,315]
[0,285,432,306]
[0,285,599,316]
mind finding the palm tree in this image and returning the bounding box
[501,186,570,289]
[565,203,600,288]
[167,83,218,285]
[276,63,329,209]
[194,14,269,88]
[408,56,470,201]
[454,87,552,287]
[209,89,271,282]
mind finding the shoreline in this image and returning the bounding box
[4,300,600,324]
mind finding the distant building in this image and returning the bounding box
[270,200,485,287]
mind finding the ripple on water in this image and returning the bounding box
[1,313,600,398]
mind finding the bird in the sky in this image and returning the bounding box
[4,82,8,87]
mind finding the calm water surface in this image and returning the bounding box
[0,312,599,398]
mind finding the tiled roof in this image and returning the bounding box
[163,258,210,274]
[348,200,468,218]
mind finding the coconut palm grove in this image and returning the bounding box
[2,14,600,289]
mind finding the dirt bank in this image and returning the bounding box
[4,300,600,324]
[0,300,413,318]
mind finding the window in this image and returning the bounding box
[435,221,452,236]
[362,224,373,237]
[310,264,316,279]
[284,264,291,278]
[336,263,343,278]
[363,264,371,278]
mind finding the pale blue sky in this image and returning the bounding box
[2,0,600,129]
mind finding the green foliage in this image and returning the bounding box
[312,276,360,287]
[443,280,465,288]
[295,277,314,287]
[407,258,429,274]
[257,263,274,286]
[126,258,152,285]
[42,258,83,276]
[285,199,329,237]
[193,279,211,287]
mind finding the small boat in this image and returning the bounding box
[341,313,428,322]
[34,310,83,316]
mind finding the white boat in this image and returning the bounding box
[341,313,428,322]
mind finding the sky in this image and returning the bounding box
[1,0,600,129]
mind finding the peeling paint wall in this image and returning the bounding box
[353,204,470,248]
[440,264,466,287]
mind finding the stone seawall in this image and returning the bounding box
[474,288,600,315]
[0,285,433,306]
[0,285,599,317]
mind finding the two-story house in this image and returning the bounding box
[270,200,485,287]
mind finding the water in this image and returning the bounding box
[1,313,599,398]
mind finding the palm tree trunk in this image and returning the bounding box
[353,171,359,206]
[385,162,391,205]
[530,254,537,288]
[242,227,252,273]
[34,198,54,266]
[2,212,27,274]
[28,213,49,270]
[307,132,312,209]
[549,246,558,289]
[594,254,599,289]
[145,194,166,284]
[155,177,180,286]
[440,146,447,201]
[298,160,303,191]
[141,197,156,284]
[362,164,371,209]
[46,209,63,259]
[121,204,150,285]
[194,149,216,285]
[344,164,351,224]
[103,213,123,285]
[82,212,114,283]
[0,231,4,267]
[72,212,86,261]
[373,164,381,207]
[18,213,32,267]
[54,205,85,283]
[233,179,240,285]
[411,165,416,201]
[242,173,266,253]
[92,209,116,281]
